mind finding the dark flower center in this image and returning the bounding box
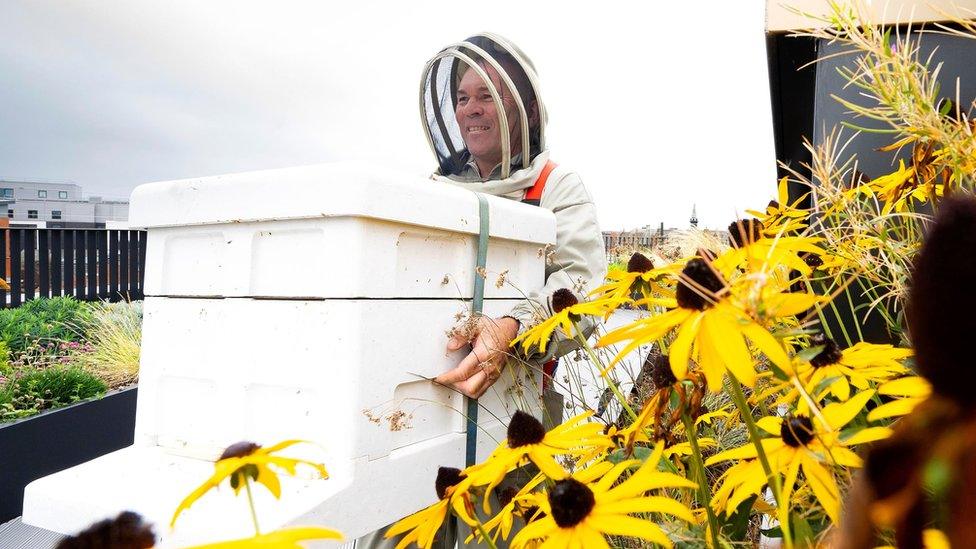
[219,441,260,460]
[627,252,655,274]
[675,258,726,310]
[802,253,824,269]
[551,288,579,314]
[728,218,764,248]
[780,415,815,447]
[508,410,546,448]
[57,511,155,549]
[435,467,464,499]
[809,334,843,368]
[549,478,596,528]
[767,199,780,210]
[649,353,677,388]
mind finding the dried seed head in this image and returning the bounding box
[649,353,677,388]
[434,467,464,499]
[56,511,155,549]
[728,218,764,248]
[780,415,815,448]
[549,478,596,528]
[507,410,546,448]
[907,194,976,406]
[551,288,579,314]
[219,441,261,460]
[676,258,725,310]
[809,334,843,368]
[627,252,655,274]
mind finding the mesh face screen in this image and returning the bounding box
[421,34,544,178]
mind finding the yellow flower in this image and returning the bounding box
[464,411,611,512]
[171,440,328,527]
[746,176,810,236]
[867,375,932,422]
[385,467,477,549]
[467,472,548,545]
[718,233,828,278]
[864,158,945,214]
[590,253,680,304]
[511,289,617,355]
[184,526,343,548]
[707,390,891,523]
[600,256,794,391]
[511,442,697,549]
[760,336,912,412]
[0,278,9,291]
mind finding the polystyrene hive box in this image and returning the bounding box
[131,163,553,299]
[24,163,557,544]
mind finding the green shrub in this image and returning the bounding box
[0,366,106,422]
[0,296,93,356]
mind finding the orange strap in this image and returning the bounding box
[523,160,557,204]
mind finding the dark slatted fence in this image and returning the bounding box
[0,229,146,308]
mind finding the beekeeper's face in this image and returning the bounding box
[454,63,522,173]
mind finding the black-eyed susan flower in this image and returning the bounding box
[511,289,617,355]
[615,353,707,448]
[867,375,932,422]
[746,177,810,236]
[600,256,794,392]
[590,252,680,304]
[185,526,344,548]
[464,410,612,512]
[706,390,891,523]
[58,511,155,549]
[384,467,477,549]
[467,472,547,545]
[511,442,697,549]
[171,440,328,527]
[759,335,912,413]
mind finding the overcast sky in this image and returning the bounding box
[0,1,777,230]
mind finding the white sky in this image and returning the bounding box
[0,1,777,230]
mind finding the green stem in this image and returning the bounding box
[573,322,638,421]
[842,284,865,343]
[682,413,721,549]
[727,378,793,549]
[474,521,499,549]
[244,476,261,536]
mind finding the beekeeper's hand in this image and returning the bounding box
[436,316,520,398]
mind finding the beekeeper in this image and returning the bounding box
[422,33,607,399]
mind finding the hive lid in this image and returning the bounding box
[129,162,554,245]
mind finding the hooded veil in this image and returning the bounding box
[419,33,547,180]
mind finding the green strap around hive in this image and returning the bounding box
[466,193,490,467]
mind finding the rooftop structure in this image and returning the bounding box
[0,179,128,228]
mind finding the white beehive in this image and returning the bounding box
[22,163,556,545]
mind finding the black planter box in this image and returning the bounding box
[0,386,137,522]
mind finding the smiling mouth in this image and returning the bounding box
[467,125,491,133]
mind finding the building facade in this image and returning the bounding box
[0,179,128,228]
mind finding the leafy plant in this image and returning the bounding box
[0,366,106,422]
[0,296,93,357]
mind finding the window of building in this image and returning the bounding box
[58,191,68,199]
[1,188,12,198]
[38,190,47,198]
[51,210,62,220]
[27,210,38,219]
[7,209,12,219]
